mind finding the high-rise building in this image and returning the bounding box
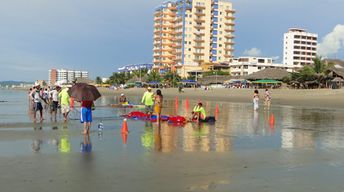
[48,69,89,85]
[153,0,235,72]
[283,28,318,68]
[48,69,58,85]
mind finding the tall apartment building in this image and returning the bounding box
[48,69,89,85]
[153,0,235,72]
[283,28,318,68]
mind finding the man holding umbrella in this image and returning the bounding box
[68,83,101,135]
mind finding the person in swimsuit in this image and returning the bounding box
[154,89,163,121]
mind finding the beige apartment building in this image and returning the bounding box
[153,0,235,74]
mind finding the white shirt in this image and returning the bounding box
[49,90,59,102]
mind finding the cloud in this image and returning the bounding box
[318,24,344,57]
[242,48,262,57]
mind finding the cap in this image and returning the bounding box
[121,93,124,96]
[147,87,152,90]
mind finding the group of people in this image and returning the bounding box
[140,87,210,123]
[28,85,94,135]
[253,88,272,111]
[28,85,72,122]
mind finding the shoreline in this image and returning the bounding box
[98,87,344,110]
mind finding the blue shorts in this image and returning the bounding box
[80,107,92,123]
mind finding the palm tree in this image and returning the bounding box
[95,76,102,84]
[163,71,181,87]
[312,56,333,88]
[147,71,162,82]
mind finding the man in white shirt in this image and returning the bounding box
[49,86,60,122]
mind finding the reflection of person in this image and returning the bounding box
[154,122,162,152]
[81,134,92,153]
[81,100,94,135]
[31,139,42,152]
[264,89,271,109]
[191,102,207,122]
[58,87,70,122]
[253,89,259,111]
[141,87,154,115]
[154,89,163,121]
[119,93,128,105]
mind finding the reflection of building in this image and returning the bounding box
[283,28,318,68]
[153,0,235,72]
[281,129,315,149]
[49,68,89,85]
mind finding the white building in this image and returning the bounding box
[283,28,318,68]
[49,69,89,85]
[229,56,295,77]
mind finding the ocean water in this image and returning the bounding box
[1,89,344,191]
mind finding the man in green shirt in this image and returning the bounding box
[58,87,70,122]
[192,102,207,122]
[141,87,154,115]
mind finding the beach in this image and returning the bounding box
[2,89,344,191]
[99,87,344,109]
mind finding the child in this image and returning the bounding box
[253,89,259,111]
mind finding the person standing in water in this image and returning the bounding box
[58,87,70,122]
[80,100,94,135]
[141,87,154,115]
[154,89,163,121]
[49,86,60,122]
[264,88,271,110]
[31,86,46,122]
[253,89,259,111]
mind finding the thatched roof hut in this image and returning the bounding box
[198,75,231,85]
[245,68,289,80]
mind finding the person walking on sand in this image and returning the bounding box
[264,88,271,110]
[154,89,163,121]
[59,87,70,122]
[80,100,94,135]
[141,87,154,115]
[253,89,259,111]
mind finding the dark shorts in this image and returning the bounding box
[34,102,43,111]
[51,101,59,112]
[145,105,154,114]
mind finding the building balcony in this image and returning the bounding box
[154,31,161,35]
[162,36,176,41]
[224,34,235,39]
[164,12,176,17]
[194,59,204,63]
[224,28,235,33]
[154,12,162,17]
[194,25,205,29]
[194,38,205,42]
[195,5,206,10]
[194,18,205,23]
[224,48,234,52]
[194,31,205,36]
[162,24,174,28]
[224,22,235,26]
[224,41,235,45]
[225,15,235,20]
[193,52,205,56]
[154,17,162,22]
[225,9,236,14]
[224,54,232,58]
[154,36,162,41]
[193,45,205,49]
[168,6,177,11]
[195,12,206,16]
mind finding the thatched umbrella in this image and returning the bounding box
[245,68,289,81]
[331,77,344,82]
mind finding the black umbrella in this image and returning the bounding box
[68,83,101,102]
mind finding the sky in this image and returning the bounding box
[0,0,343,81]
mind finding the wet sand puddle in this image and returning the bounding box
[1,91,344,191]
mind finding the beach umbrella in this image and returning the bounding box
[68,83,101,102]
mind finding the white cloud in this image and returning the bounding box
[242,48,262,57]
[318,24,344,57]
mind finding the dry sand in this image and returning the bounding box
[99,87,344,109]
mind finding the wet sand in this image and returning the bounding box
[99,87,344,109]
